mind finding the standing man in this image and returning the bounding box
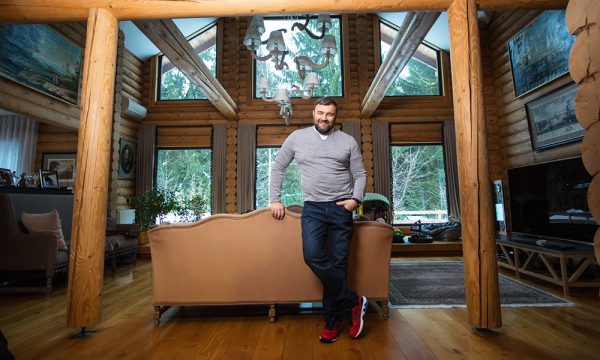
[270,97,367,343]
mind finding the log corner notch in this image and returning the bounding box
[566,0,600,264]
[448,0,501,329]
[133,19,238,121]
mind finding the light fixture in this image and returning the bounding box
[243,16,290,70]
[257,72,319,125]
[291,14,332,39]
[243,14,338,78]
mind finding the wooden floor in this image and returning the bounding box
[1,257,599,360]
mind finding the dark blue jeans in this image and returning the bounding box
[301,201,357,324]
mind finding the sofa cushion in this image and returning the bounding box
[21,210,68,251]
[106,234,137,252]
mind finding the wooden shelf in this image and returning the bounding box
[392,241,462,255]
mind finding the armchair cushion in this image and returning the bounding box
[21,210,67,251]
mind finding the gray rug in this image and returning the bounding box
[389,261,573,308]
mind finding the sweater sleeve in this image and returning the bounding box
[269,134,295,203]
[349,138,367,202]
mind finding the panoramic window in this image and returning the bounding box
[155,148,212,221]
[380,21,441,96]
[390,144,448,224]
[157,24,217,101]
[254,16,343,98]
[255,147,303,208]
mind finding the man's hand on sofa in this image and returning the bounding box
[270,202,285,220]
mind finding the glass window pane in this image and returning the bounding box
[255,147,303,208]
[380,21,441,96]
[390,145,448,224]
[156,148,212,222]
[254,17,343,98]
[158,24,217,100]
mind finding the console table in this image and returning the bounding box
[496,235,599,297]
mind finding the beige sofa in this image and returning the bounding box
[149,208,393,325]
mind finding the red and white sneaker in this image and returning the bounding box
[319,321,341,343]
[349,295,368,339]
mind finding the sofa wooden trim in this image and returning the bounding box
[149,208,393,324]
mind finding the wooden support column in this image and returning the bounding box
[67,8,118,329]
[447,0,501,329]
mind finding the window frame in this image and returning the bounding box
[248,14,350,107]
[154,146,214,216]
[374,16,451,103]
[254,144,304,209]
[151,21,221,106]
[389,142,450,225]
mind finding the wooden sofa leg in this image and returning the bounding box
[154,306,161,326]
[269,304,277,323]
[375,301,390,320]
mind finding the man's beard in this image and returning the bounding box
[314,121,335,135]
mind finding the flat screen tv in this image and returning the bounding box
[508,157,598,244]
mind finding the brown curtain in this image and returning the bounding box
[212,124,227,214]
[341,121,361,146]
[443,120,461,221]
[136,125,155,196]
[372,120,391,204]
[237,124,256,213]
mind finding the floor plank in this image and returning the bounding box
[1,258,599,359]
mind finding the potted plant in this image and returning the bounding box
[132,188,182,244]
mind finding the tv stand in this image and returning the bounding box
[496,235,599,297]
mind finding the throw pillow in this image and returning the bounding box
[21,210,68,251]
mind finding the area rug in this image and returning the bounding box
[389,261,573,308]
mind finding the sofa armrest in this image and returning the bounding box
[0,232,58,271]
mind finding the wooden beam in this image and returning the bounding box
[133,19,238,120]
[66,7,118,329]
[0,0,569,23]
[361,12,440,118]
[448,0,501,329]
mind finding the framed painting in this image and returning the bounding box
[40,170,60,189]
[42,153,76,189]
[507,10,575,98]
[0,24,82,106]
[119,138,136,180]
[525,82,583,151]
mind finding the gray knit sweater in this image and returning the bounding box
[269,126,366,203]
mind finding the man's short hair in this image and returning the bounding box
[314,97,338,112]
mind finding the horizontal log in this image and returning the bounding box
[0,0,569,23]
[566,0,600,34]
[569,26,600,83]
[575,80,600,130]
[581,122,600,176]
[157,126,212,136]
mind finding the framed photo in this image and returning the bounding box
[0,168,13,187]
[40,170,60,189]
[42,153,76,189]
[118,138,136,180]
[507,10,575,98]
[0,24,82,105]
[525,82,583,151]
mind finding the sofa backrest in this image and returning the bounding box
[2,192,74,242]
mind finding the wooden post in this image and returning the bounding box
[447,0,501,329]
[67,8,118,328]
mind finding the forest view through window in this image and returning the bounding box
[254,17,343,98]
[255,147,303,209]
[391,145,448,224]
[155,148,212,222]
[158,24,217,100]
[380,21,441,96]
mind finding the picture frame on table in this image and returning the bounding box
[525,82,583,151]
[507,10,575,98]
[42,153,76,189]
[118,138,136,180]
[0,168,13,187]
[40,170,60,189]
[0,24,83,106]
